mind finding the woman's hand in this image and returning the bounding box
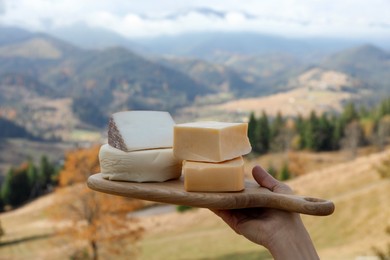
[211,165,319,260]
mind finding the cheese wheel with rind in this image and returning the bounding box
[99,144,182,182]
[108,110,175,152]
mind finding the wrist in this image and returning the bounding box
[267,216,319,260]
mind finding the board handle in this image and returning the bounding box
[259,192,335,216]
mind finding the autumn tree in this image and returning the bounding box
[53,145,145,259]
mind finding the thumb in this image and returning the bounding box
[252,165,293,194]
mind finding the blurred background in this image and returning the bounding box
[0,0,389,259]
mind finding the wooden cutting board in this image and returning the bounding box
[87,173,335,216]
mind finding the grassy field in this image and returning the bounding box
[0,148,389,259]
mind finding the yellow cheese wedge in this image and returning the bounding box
[173,121,251,162]
[183,157,245,192]
[99,144,182,182]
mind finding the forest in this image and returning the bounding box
[248,97,390,155]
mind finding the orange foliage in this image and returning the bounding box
[53,145,146,258]
[58,145,101,186]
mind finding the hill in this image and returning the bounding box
[176,67,368,120]
[0,148,389,259]
[0,27,214,139]
[1,26,389,138]
[322,44,390,100]
[157,56,256,96]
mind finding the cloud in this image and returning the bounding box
[0,0,4,14]
[0,0,389,39]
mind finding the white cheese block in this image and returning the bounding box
[108,110,175,152]
[99,144,182,182]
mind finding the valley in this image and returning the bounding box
[0,25,389,259]
[0,147,389,259]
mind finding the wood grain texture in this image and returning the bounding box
[87,173,335,216]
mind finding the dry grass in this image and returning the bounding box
[1,148,390,259]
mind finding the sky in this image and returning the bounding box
[0,0,390,39]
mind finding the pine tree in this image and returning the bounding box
[39,155,55,190]
[342,102,359,124]
[257,111,271,154]
[27,161,41,199]
[1,168,14,206]
[270,111,285,140]
[247,112,259,153]
[295,114,305,149]
[270,111,288,152]
[317,113,333,151]
[304,111,319,150]
[331,115,343,150]
[1,166,31,207]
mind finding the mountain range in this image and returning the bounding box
[0,25,389,140]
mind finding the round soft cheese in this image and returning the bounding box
[99,144,182,182]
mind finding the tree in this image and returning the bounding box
[59,145,101,186]
[270,111,285,151]
[374,115,390,151]
[247,112,259,152]
[317,113,333,151]
[27,160,40,199]
[341,102,359,124]
[52,145,145,259]
[257,111,270,154]
[247,111,270,154]
[1,165,31,207]
[295,114,305,149]
[54,185,144,260]
[303,111,320,151]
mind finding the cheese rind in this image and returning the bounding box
[99,144,182,182]
[108,111,175,152]
[183,157,245,192]
[173,121,251,162]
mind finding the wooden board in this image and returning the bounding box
[87,173,335,216]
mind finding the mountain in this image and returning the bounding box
[157,56,256,96]
[0,27,214,139]
[321,44,390,101]
[0,26,32,46]
[133,31,364,60]
[0,116,33,139]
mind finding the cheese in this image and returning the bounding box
[173,121,251,162]
[99,144,182,182]
[183,157,245,192]
[108,110,175,152]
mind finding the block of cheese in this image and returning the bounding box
[108,111,175,152]
[183,157,245,192]
[173,121,251,162]
[99,144,182,182]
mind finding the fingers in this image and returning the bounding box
[252,165,293,194]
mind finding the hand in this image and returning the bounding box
[211,165,319,260]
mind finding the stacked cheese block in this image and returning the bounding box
[173,121,252,192]
[99,111,182,182]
